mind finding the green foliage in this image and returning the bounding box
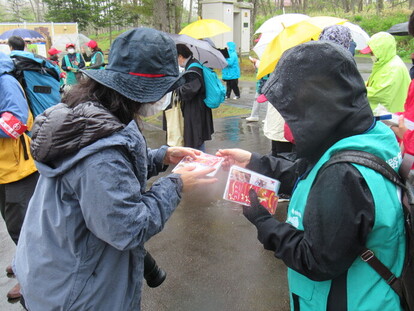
[342,9,413,61]
[88,30,125,51]
[354,15,363,22]
[43,0,91,30]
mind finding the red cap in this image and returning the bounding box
[359,45,372,54]
[48,47,62,56]
[87,40,98,49]
[66,43,75,49]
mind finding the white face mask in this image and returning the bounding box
[67,48,75,54]
[139,92,172,117]
[370,55,377,63]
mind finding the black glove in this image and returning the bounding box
[243,188,272,226]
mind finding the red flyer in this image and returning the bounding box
[223,166,280,215]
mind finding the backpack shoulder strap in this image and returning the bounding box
[322,149,405,299]
[185,62,203,81]
[322,150,405,189]
[187,62,203,70]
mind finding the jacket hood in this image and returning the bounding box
[368,32,396,66]
[262,41,374,162]
[30,102,125,169]
[227,42,236,52]
[0,51,14,74]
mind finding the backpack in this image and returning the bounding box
[10,54,61,117]
[187,62,226,109]
[322,150,414,311]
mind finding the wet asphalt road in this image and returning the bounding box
[0,57,408,311]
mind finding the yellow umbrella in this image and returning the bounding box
[257,16,347,79]
[179,18,231,39]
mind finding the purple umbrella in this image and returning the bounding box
[0,28,45,43]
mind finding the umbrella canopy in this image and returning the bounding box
[253,13,309,58]
[343,22,370,50]
[179,19,231,39]
[257,16,347,79]
[169,33,227,69]
[0,28,45,44]
[386,22,409,36]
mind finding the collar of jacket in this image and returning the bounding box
[30,101,125,163]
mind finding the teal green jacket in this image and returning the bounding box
[247,41,406,311]
[286,122,404,311]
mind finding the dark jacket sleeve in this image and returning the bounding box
[177,70,203,102]
[253,162,375,281]
[82,53,91,62]
[61,57,68,72]
[78,54,85,69]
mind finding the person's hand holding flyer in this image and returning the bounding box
[172,152,224,177]
[223,166,280,215]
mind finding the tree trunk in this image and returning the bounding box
[28,0,38,21]
[342,0,350,12]
[197,0,202,19]
[153,0,169,32]
[358,0,363,12]
[251,0,258,47]
[377,0,384,12]
[172,0,183,34]
[188,0,193,23]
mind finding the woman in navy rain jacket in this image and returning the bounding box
[14,28,217,311]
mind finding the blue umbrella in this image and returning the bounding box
[0,28,45,42]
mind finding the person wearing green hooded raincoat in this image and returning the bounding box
[361,32,410,113]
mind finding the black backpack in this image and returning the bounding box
[322,150,414,311]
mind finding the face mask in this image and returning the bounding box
[68,48,75,54]
[370,55,377,63]
[139,92,172,117]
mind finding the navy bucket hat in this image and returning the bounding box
[82,27,184,103]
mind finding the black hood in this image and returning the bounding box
[262,41,374,162]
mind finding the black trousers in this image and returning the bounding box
[225,79,240,97]
[0,171,39,244]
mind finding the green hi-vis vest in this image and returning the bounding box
[286,121,405,311]
[90,51,105,70]
[64,53,81,85]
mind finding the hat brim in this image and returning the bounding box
[359,46,372,54]
[82,69,185,103]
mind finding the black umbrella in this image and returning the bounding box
[169,33,227,69]
[386,22,409,36]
